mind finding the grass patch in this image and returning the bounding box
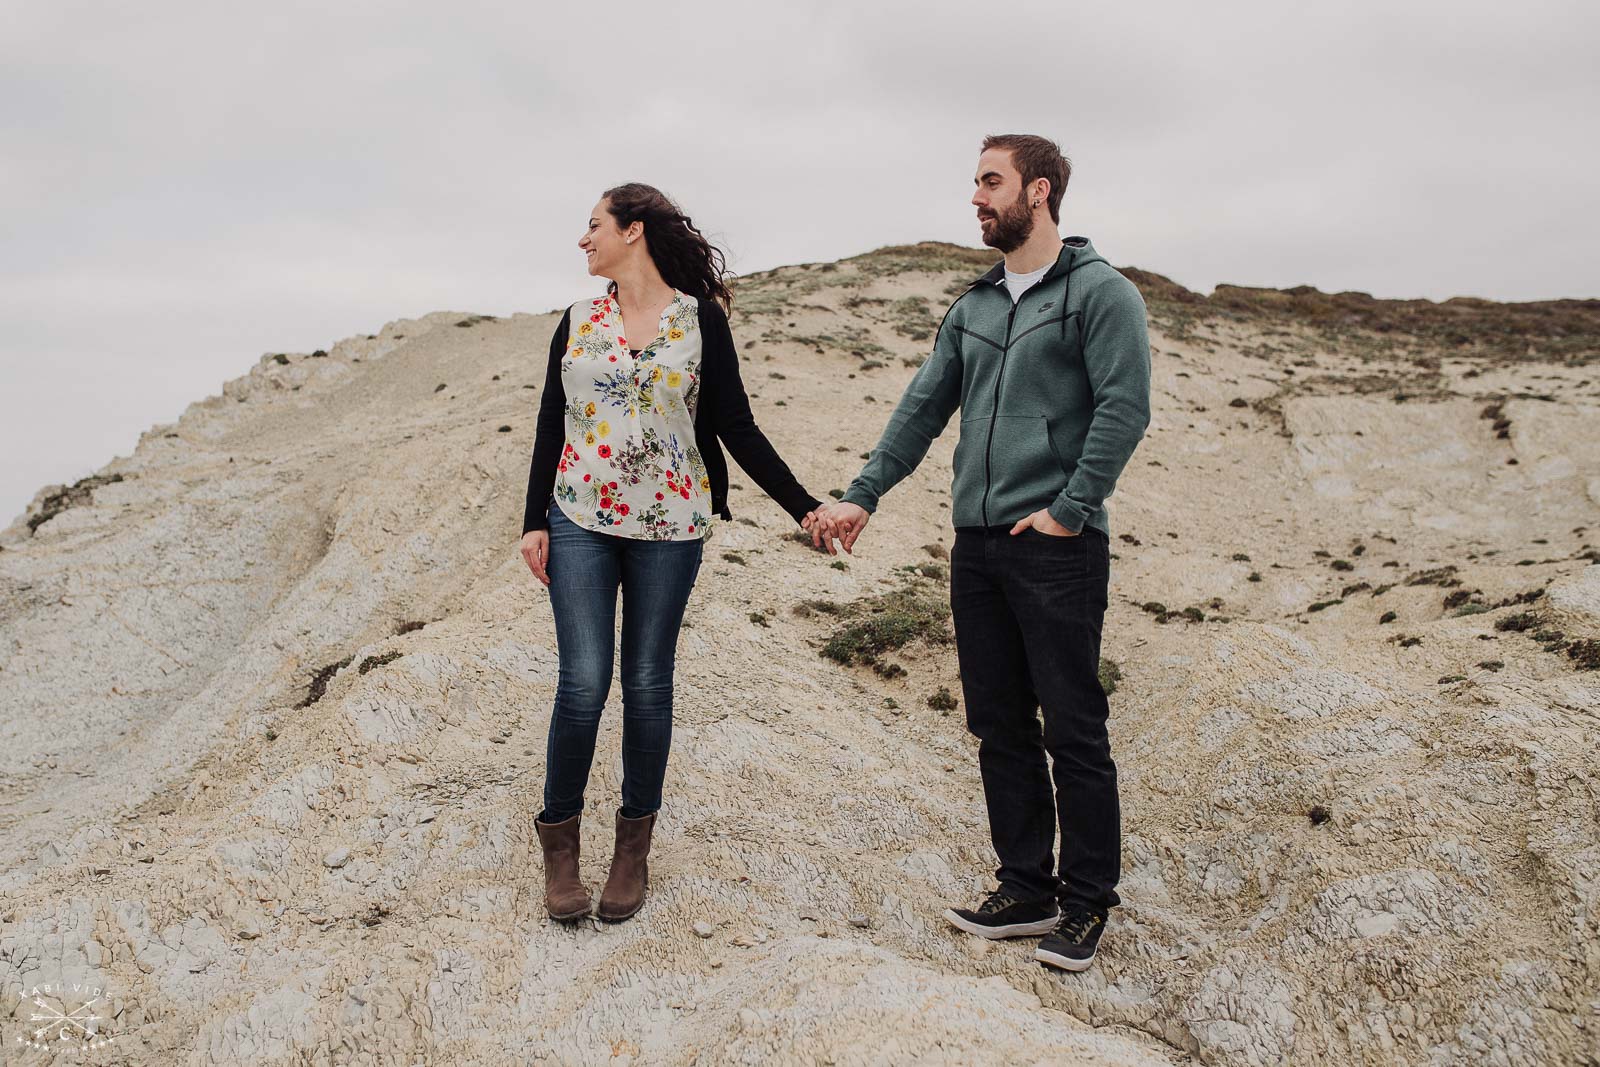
[792,598,846,618]
[819,581,953,672]
[889,295,938,341]
[27,472,127,534]
[1098,658,1123,696]
[1406,566,1462,588]
[1567,639,1600,671]
[1495,611,1540,632]
[847,242,1000,278]
[1532,628,1568,650]
[299,653,356,708]
[1140,600,1207,624]
[358,650,401,674]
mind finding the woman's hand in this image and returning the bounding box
[520,530,551,586]
[805,503,867,556]
[801,510,832,551]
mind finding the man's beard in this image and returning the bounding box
[979,189,1034,253]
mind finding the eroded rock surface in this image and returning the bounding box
[3,248,1597,1064]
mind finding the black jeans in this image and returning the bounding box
[950,524,1120,912]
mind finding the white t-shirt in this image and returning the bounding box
[1002,261,1051,304]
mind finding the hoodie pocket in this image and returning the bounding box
[983,414,1064,520]
[1043,419,1076,480]
[951,414,990,523]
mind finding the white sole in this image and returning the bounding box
[942,909,1060,940]
[1034,946,1095,972]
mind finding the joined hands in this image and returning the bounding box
[802,501,870,556]
[797,503,1075,558]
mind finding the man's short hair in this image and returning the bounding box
[981,134,1071,224]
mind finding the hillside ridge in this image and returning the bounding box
[1,241,1596,1065]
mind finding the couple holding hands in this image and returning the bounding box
[518,133,1151,974]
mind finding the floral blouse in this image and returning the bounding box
[551,289,716,541]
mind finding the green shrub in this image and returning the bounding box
[359,650,401,674]
[1098,658,1123,696]
[819,584,952,671]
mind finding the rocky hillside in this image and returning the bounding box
[2,243,1597,1065]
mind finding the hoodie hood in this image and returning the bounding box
[973,235,1107,287]
[973,236,1110,341]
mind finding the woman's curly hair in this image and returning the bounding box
[602,182,734,311]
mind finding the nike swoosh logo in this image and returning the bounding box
[1038,302,1054,313]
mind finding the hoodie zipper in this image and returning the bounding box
[981,297,1021,527]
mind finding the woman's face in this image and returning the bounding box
[578,198,634,278]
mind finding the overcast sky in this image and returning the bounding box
[3,0,1596,525]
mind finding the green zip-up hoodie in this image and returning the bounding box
[840,236,1151,537]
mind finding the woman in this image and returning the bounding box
[519,183,825,923]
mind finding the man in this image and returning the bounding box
[811,134,1151,973]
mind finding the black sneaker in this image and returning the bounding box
[1034,906,1108,972]
[943,890,1060,940]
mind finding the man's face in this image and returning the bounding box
[972,148,1034,253]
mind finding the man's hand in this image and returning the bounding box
[812,501,870,555]
[520,530,551,586]
[1010,508,1078,538]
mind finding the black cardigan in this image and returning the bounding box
[522,297,821,535]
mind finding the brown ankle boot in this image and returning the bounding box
[597,810,656,922]
[534,813,590,922]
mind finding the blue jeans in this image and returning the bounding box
[540,500,705,822]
